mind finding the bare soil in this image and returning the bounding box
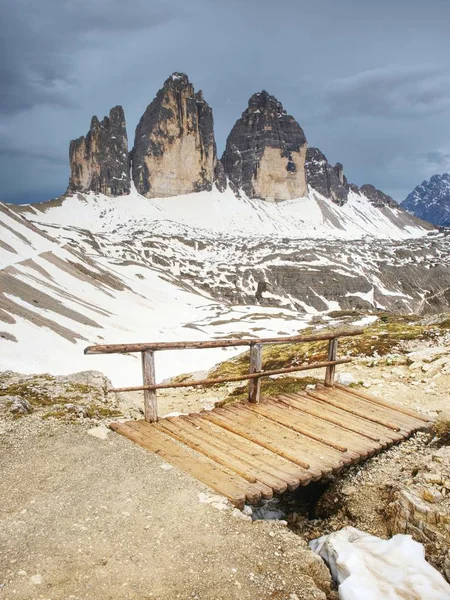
[0,415,330,600]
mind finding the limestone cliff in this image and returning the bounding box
[68,106,130,196]
[221,91,308,201]
[305,147,348,205]
[131,73,217,198]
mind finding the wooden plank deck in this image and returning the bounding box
[110,385,432,509]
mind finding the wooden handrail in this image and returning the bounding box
[84,327,363,355]
[111,358,352,393]
[84,327,364,423]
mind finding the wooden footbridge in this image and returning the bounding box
[85,329,432,509]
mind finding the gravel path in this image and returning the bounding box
[0,415,330,600]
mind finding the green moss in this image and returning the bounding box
[85,405,122,419]
[42,409,68,420]
[64,382,95,394]
[327,310,364,318]
[349,381,364,388]
[43,404,121,421]
[216,376,321,406]
[0,382,53,406]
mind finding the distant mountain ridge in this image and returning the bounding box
[402,174,450,227]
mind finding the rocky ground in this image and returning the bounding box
[1,318,450,598]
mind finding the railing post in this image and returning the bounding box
[248,343,262,403]
[324,338,338,387]
[142,350,158,422]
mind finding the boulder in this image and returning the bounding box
[0,395,33,415]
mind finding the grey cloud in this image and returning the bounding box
[0,146,66,163]
[63,0,181,33]
[324,65,450,119]
[422,149,450,170]
[0,0,181,115]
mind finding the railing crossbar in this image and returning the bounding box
[84,327,364,422]
[112,358,352,393]
[84,328,363,355]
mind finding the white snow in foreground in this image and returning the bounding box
[310,526,450,600]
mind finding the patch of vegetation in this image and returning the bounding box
[0,382,54,406]
[377,312,420,324]
[349,381,364,388]
[339,320,434,357]
[433,415,450,445]
[438,318,450,329]
[204,317,444,397]
[63,382,103,402]
[208,320,434,380]
[86,405,121,419]
[0,378,110,418]
[215,376,321,406]
[42,404,121,421]
[327,309,364,318]
[42,409,68,420]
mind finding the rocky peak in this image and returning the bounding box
[68,106,130,197]
[247,90,286,115]
[402,173,450,227]
[305,148,348,206]
[130,72,218,198]
[221,91,308,201]
[358,184,397,208]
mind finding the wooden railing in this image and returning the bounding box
[84,328,363,423]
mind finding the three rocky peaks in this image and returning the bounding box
[68,72,392,206]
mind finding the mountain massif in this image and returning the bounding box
[403,174,450,227]
[68,71,402,210]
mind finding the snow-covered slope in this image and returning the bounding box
[0,202,312,384]
[2,186,449,384]
[22,186,429,240]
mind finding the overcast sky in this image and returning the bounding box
[1,0,450,204]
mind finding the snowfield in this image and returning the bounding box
[1,186,448,385]
[23,185,428,240]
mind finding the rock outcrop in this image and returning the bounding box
[305,147,348,205]
[68,106,130,196]
[402,173,450,227]
[353,183,397,208]
[131,73,217,198]
[221,91,308,201]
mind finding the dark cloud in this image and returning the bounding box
[0,0,181,115]
[422,150,450,170]
[63,0,181,33]
[0,0,449,204]
[0,146,65,163]
[323,65,450,119]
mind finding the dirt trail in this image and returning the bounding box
[0,415,330,600]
